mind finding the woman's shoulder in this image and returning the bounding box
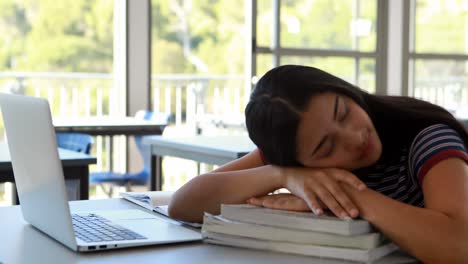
[408,123,468,183]
[410,123,463,149]
[410,123,466,154]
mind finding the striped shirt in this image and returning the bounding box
[360,123,468,207]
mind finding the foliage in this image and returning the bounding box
[0,0,466,80]
[0,0,113,72]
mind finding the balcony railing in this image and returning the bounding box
[0,72,248,192]
[414,77,468,114]
[151,74,246,135]
[1,72,467,193]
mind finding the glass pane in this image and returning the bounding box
[0,0,115,204]
[256,54,274,79]
[412,59,468,114]
[257,0,273,47]
[151,0,249,190]
[280,0,377,52]
[151,0,245,75]
[359,58,375,93]
[151,0,247,125]
[0,0,115,116]
[0,0,114,115]
[0,0,114,73]
[281,56,356,83]
[415,0,468,54]
[279,56,375,93]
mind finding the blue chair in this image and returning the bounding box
[56,133,93,154]
[89,110,170,195]
[55,132,94,201]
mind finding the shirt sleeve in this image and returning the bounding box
[409,124,468,185]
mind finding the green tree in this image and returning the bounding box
[0,0,113,73]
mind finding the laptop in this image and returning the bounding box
[0,93,202,252]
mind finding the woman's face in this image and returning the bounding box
[296,92,382,170]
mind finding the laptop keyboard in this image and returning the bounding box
[72,213,147,243]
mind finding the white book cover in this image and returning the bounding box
[221,204,373,235]
[203,231,398,263]
[203,213,384,249]
[120,191,202,228]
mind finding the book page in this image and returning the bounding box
[120,192,154,210]
[225,204,353,222]
[145,191,173,206]
[120,191,173,208]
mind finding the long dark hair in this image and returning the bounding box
[245,65,468,167]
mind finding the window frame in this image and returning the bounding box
[250,0,389,95]
[403,0,468,98]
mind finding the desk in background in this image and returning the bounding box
[142,135,257,191]
[0,198,417,264]
[0,143,96,203]
[53,116,166,136]
[54,116,167,171]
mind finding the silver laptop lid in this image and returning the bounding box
[0,93,77,250]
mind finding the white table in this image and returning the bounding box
[54,116,167,171]
[0,198,417,264]
[53,116,166,136]
[142,135,257,191]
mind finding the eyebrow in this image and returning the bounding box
[311,95,339,157]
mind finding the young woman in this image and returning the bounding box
[168,65,468,263]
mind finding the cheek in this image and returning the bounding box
[351,109,373,129]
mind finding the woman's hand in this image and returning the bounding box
[279,167,366,219]
[247,193,311,212]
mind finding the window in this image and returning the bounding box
[406,0,468,114]
[151,0,248,134]
[0,0,115,119]
[151,0,250,190]
[255,0,380,93]
[0,0,115,205]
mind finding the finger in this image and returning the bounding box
[289,197,311,212]
[262,195,288,208]
[246,197,264,206]
[314,186,349,219]
[301,191,324,216]
[248,195,285,207]
[325,183,360,218]
[333,170,366,191]
[262,194,311,212]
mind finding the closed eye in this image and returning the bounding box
[339,107,349,122]
[338,98,349,122]
[320,138,336,158]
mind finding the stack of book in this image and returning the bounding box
[202,204,398,263]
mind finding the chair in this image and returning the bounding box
[56,133,94,154]
[55,132,94,201]
[89,110,170,196]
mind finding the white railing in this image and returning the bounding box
[151,74,247,136]
[150,74,248,190]
[414,77,468,115]
[2,72,467,193]
[0,72,248,193]
[0,72,117,174]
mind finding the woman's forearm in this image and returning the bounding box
[168,165,284,223]
[348,187,468,263]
